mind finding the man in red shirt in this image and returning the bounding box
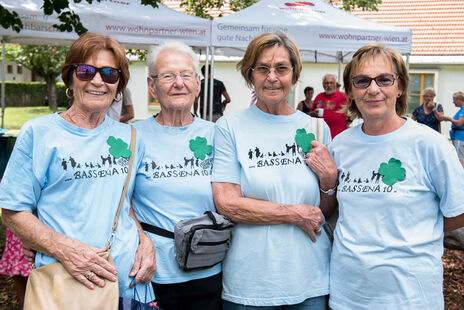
[311,74,348,138]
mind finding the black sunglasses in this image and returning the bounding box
[73,64,121,84]
[351,74,397,89]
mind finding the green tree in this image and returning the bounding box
[5,44,69,110]
[1,0,381,34]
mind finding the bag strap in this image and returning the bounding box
[140,211,220,238]
[108,126,136,250]
[311,117,325,143]
[140,222,175,239]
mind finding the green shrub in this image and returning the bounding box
[0,81,69,108]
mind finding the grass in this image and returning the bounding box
[1,106,66,130]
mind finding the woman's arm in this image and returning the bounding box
[444,213,464,232]
[297,101,303,111]
[432,105,445,122]
[212,182,324,242]
[305,140,338,219]
[445,116,464,127]
[128,206,156,287]
[2,209,118,289]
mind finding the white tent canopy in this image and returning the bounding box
[0,0,210,48]
[211,0,412,62]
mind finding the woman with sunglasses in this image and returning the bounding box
[212,31,336,309]
[0,33,156,306]
[326,43,464,309]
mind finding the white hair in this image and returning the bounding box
[147,41,200,76]
[323,73,337,82]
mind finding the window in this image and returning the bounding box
[17,65,23,74]
[7,65,13,74]
[408,73,435,114]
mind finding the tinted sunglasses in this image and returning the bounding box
[73,64,121,84]
[351,74,397,89]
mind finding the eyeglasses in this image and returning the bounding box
[151,71,196,84]
[73,64,121,84]
[252,65,293,77]
[351,74,397,89]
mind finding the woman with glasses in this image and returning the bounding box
[212,31,337,309]
[327,43,464,309]
[0,33,156,306]
[130,41,222,310]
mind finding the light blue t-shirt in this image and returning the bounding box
[329,118,464,310]
[450,106,464,141]
[212,105,332,306]
[0,113,152,298]
[132,116,220,284]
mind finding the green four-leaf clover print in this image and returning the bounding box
[107,136,132,159]
[189,136,212,160]
[378,158,406,186]
[295,128,316,153]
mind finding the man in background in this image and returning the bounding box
[194,65,231,122]
[311,74,348,138]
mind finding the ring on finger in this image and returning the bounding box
[315,227,322,233]
[85,271,92,280]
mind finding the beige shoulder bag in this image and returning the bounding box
[24,126,136,310]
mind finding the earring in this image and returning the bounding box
[65,88,73,99]
[114,92,122,102]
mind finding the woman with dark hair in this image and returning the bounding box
[328,43,464,309]
[0,32,155,306]
[212,31,336,309]
[297,86,314,115]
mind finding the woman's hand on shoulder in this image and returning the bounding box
[305,140,338,189]
[129,231,156,287]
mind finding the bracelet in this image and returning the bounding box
[320,182,338,196]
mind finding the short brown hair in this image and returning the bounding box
[453,91,464,101]
[61,32,129,93]
[236,31,302,88]
[343,43,409,119]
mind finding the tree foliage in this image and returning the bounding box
[329,0,382,11]
[5,44,69,110]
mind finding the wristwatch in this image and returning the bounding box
[320,183,338,196]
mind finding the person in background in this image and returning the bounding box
[107,88,135,123]
[297,86,314,115]
[444,91,464,167]
[132,41,222,310]
[411,87,444,132]
[212,31,336,309]
[0,32,156,306]
[311,74,348,138]
[328,43,464,310]
[0,228,32,308]
[194,65,231,122]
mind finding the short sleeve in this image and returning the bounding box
[429,143,464,218]
[437,104,443,112]
[0,129,42,212]
[211,118,241,185]
[218,80,226,93]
